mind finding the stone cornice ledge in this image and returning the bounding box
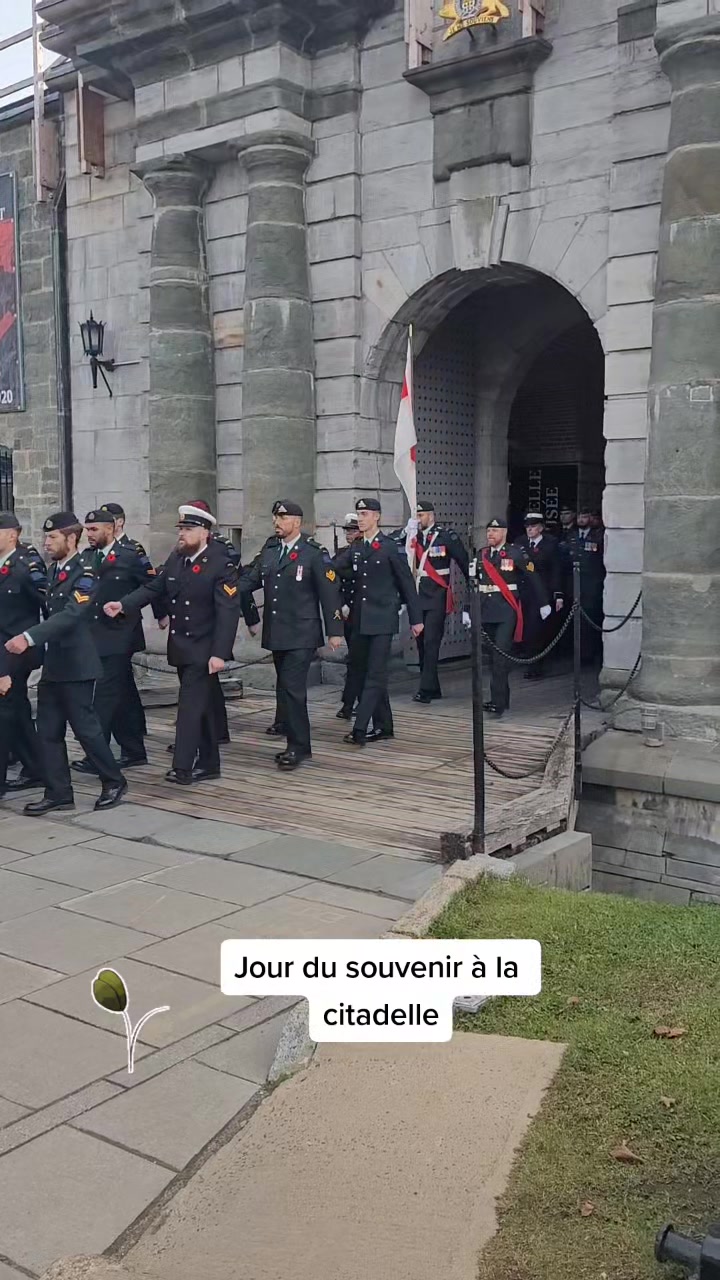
[404,35,553,112]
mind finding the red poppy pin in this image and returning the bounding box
[289,551,298,561]
[192,564,202,574]
[58,571,68,582]
[372,540,381,550]
[0,566,9,576]
[108,553,116,563]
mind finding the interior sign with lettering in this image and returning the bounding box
[439,0,510,39]
[0,172,25,412]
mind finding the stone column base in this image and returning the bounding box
[611,695,720,745]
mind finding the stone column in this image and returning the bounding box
[238,132,316,557]
[133,155,216,564]
[634,17,720,713]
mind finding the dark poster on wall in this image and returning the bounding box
[0,172,25,413]
[508,466,579,539]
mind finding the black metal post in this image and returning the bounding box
[470,569,485,856]
[573,558,582,799]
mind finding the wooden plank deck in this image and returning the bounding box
[76,674,575,858]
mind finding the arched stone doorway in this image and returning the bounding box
[366,265,605,659]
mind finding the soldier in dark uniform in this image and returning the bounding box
[336,498,423,747]
[560,506,606,665]
[4,511,128,814]
[516,510,564,680]
[71,509,160,777]
[335,512,363,720]
[0,512,47,795]
[239,501,344,770]
[99,501,156,746]
[409,500,469,704]
[104,505,241,785]
[472,517,550,717]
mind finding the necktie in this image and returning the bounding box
[184,556,192,569]
[279,544,287,564]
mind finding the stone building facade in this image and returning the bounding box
[0,0,717,733]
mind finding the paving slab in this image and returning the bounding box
[126,1035,565,1280]
[0,908,156,974]
[0,871,79,923]
[131,922,240,984]
[5,847,160,892]
[81,835,201,867]
[73,1059,258,1170]
[325,853,443,900]
[228,834,379,878]
[0,1002,142,1109]
[0,953,63,1004]
[71,804,179,840]
[26,957,255,1049]
[0,1096,29,1126]
[220,995,301,1034]
[148,818,281,858]
[0,1125,172,1273]
[59,881,242,937]
[0,817,95,856]
[0,1262,27,1280]
[197,1017,287,1085]
[290,880,411,920]
[0,1081,124,1158]
[106,1023,236,1090]
[218,895,389,939]
[146,859,311,907]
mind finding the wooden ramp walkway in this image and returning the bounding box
[86,673,576,859]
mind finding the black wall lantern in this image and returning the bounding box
[79,311,115,397]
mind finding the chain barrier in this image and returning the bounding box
[579,590,642,633]
[479,602,579,665]
[483,704,575,780]
[579,652,642,712]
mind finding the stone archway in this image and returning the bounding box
[363,264,605,658]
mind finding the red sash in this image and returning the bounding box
[481,551,524,642]
[416,542,454,615]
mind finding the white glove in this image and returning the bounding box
[462,610,471,629]
[341,604,350,620]
[469,558,477,579]
[540,605,552,621]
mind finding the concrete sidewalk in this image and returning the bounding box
[0,796,442,1278]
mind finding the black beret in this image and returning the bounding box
[486,516,508,529]
[272,501,303,518]
[85,509,115,525]
[524,511,545,524]
[416,501,435,513]
[0,511,20,530]
[356,498,381,512]
[43,511,80,532]
[100,502,125,518]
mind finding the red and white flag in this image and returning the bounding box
[394,334,418,568]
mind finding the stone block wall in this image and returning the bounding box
[206,161,246,529]
[0,119,63,541]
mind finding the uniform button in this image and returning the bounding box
[272,610,277,615]
[185,600,190,605]
[171,629,175,634]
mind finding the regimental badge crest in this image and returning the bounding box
[439,0,510,39]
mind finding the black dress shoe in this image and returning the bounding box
[336,706,354,720]
[191,766,221,782]
[276,749,308,771]
[25,796,75,816]
[166,743,175,753]
[524,670,542,681]
[484,704,505,718]
[165,768,194,785]
[275,749,311,763]
[366,728,395,743]
[218,737,231,746]
[118,755,148,769]
[4,775,43,792]
[72,759,99,776]
[95,778,128,811]
[413,692,433,705]
[266,723,287,737]
[343,732,366,747]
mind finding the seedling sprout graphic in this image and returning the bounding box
[92,968,170,1074]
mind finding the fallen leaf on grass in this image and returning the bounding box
[659,1096,676,1109]
[580,1200,595,1217]
[611,1143,643,1164]
[568,996,581,1007]
[653,1026,687,1039]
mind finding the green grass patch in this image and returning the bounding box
[429,876,720,1280]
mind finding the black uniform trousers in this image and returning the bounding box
[352,634,394,737]
[272,648,315,756]
[173,664,220,775]
[0,657,43,786]
[417,598,447,697]
[112,669,147,746]
[580,582,604,665]
[211,675,230,743]
[93,655,146,761]
[37,679,124,802]
[341,622,363,712]
[483,618,516,712]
